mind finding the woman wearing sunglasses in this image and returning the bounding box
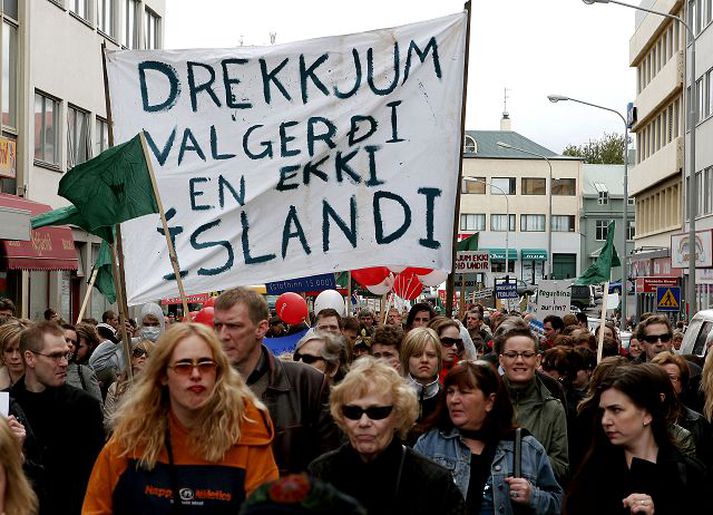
[415,360,562,514]
[428,317,465,383]
[103,339,155,430]
[293,330,348,384]
[309,356,465,514]
[83,323,278,514]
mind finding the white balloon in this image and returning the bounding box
[366,274,394,295]
[417,269,449,287]
[313,289,345,317]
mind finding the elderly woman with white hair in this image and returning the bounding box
[293,329,348,384]
[308,357,465,514]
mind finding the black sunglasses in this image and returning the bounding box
[341,405,394,421]
[642,333,672,344]
[132,347,148,359]
[440,337,463,348]
[293,352,325,365]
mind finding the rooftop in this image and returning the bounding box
[465,130,575,160]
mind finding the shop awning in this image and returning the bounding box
[486,248,518,261]
[520,249,547,261]
[0,193,78,271]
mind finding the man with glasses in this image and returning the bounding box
[635,315,674,361]
[10,321,104,515]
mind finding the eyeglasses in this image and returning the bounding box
[341,405,394,421]
[642,333,672,344]
[440,337,463,348]
[293,352,325,365]
[31,350,71,363]
[500,351,538,360]
[132,347,148,359]
[167,359,217,376]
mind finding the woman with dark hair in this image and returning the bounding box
[62,323,102,401]
[405,302,436,331]
[415,360,562,514]
[565,363,705,515]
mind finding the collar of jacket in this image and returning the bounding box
[504,375,554,405]
[408,375,440,400]
[262,344,294,392]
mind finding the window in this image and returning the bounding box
[98,0,114,37]
[122,0,138,49]
[628,220,636,241]
[551,215,575,232]
[34,91,60,166]
[598,191,609,205]
[2,19,17,130]
[492,260,515,274]
[491,177,515,195]
[520,214,545,232]
[705,166,713,214]
[67,105,90,168]
[144,7,160,49]
[460,214,485,231]
[95,117,109,156]
[463,135,476,153]
[70,0,90,20]
[491,214,515,232]
[521,178,545,195]
[462,177,485,194]
[595,220,612,241]
[553,178,576,196]
[628,196,635,206]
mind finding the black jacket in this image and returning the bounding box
[10,379,105,515]
[309,439,466,515]
[249,345,339,474]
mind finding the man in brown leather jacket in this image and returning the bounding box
[214,287,339,474]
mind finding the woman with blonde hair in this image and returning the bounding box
[0,415,38,515]
[83,323,278,514]
[0,319,30,389]
[309,356,465,514]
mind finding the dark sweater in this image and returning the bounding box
[11,379,105,515]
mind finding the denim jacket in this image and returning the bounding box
[414,428,562,515]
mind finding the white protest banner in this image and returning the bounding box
[454,251,490,274]
[536,280,573,320]
[106,13,467,305]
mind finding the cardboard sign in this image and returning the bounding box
[536,280,573,319]
[454,251,491,273]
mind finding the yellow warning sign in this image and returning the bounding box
[658,289,679,308]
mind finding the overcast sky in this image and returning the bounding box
[164,0,638,154]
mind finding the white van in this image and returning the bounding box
[679,309,713,357]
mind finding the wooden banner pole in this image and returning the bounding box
[75,268,98,324]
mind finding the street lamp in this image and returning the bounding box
[463,177,511,305]
[496,141,553,281]
[548,94,630,330]
[582,0,698,319]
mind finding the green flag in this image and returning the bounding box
[456,232,479,251]
[58,133,158,233]
[92,240,116,304]
[30,205,114,242]
[575,221,621,285]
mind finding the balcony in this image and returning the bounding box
[629,136,682,196]
[632,51,683,129]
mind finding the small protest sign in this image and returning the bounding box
[536,280,573,319]
[454,251,491,274]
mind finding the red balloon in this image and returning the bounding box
[193,307,214,327]
[203,297,216,307]
[403,266,432,276]
[393,272,423,300]
[275,292,308,325]
[351,267,390,286]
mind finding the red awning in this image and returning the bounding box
[0,193,78,271]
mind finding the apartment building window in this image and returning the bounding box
[462,177,485,194]
[598,191,609,205]
[552,178,575,196]
[708,69,713,118]
[95,117,109,156]
[491,177,515,195]
[122,0,138,49]
[707,0,713,27]
[595,220,612,241]
[34,91,60,167]
[144,7,160,49]
[551,215,575,232]
[628,220,635,241]
[628,197,635,206]
[491,214,515,232]
[67,105,90,168]
[460,213,485,231]
[98,0,115,38]
[696,170,704,216]
[70,0,90,21]
[521,177,545,195]
[703,166,713,215]
[520,214,545,232]
[2,18,17,130]
[690,0,701,35]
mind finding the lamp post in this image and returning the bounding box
[582,0,698,321]
[496,141,553,281]
[548,94,630,330]
[463,177,511,306]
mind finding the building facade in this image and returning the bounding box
[0,0,165,320]
[460,127,583,286]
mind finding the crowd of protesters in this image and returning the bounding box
[1,292,712,514]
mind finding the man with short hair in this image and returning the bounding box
[636,314,674,361]
[315,308,342,335]
[0,297,15,317]
[358,308,376,335]
[371,325,404,372]
[385,307,402,327]
[214,287,338,474]
[11,321,104,515]
[542,315,565,349]
[102,309,119,331]
[465,309,491,343]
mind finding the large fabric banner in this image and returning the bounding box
[106,12,467,305]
